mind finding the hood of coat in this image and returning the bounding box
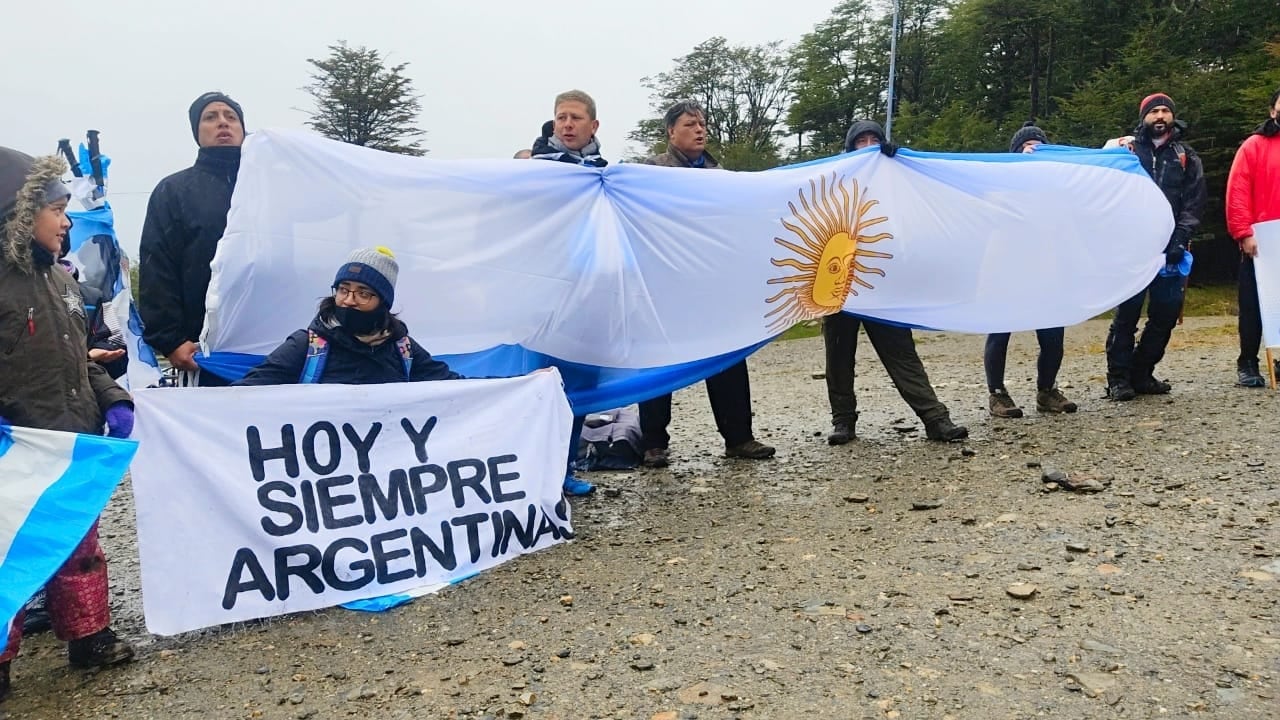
[2,153,69,275]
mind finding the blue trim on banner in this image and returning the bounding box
[777,144,1149,176]
[199,339,772,415]
[0,432,136,634]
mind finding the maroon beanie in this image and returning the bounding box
[1139,93,1175,120]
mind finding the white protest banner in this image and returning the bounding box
[130,372,573,635]
[1251,220,1280,348]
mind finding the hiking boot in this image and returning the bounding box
[642,447,670,468]
[726,439,776,459]
[924,416,968,442]
[1106,379,1136,401]
[0,661,9,703]
[988,389,1023,418]
[1236,361,1266,388]
[827,422,854,446]
[1036,387,1078,414]
[67,628,135,669]
[1131,375,1171,395]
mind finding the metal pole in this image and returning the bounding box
[885,0,900,141]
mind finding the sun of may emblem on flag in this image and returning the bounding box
[764,172,894,332]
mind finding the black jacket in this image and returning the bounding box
[1132,122,1206,248]
[234,313,461,386]
[138,147,239,357]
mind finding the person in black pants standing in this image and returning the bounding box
[638,100,776,467]
[822,120,969,445]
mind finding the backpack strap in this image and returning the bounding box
[299,330,330,384]
[395,336,413,380]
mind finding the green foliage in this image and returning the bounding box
[303,41,427,156]
[629,37,792,165]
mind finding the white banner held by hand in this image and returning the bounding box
[1251,220,1280,348]
[130,372,573,635]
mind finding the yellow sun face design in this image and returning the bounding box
[765,172,893,332]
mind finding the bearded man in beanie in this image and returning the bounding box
[0,147,137,702]
[1103,93,1206,401]
[139,90,246,387]
[820,120,968,445]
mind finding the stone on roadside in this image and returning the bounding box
[1005,583,1038,599]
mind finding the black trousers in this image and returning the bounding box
[984,328,1065,392]
[1105,273,1185,383]
[1238,256,1263,368]
[638,360,754,450]
[822,313,948,427]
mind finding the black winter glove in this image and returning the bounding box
[1165,228,1189,265]
[879,141,899,158]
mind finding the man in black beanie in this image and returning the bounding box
[1103,92,1206,400]
[138,91,246,386]
[820,120,969,445]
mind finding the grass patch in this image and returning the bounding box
[777,285,1240,341]
[1091,283,1237,320]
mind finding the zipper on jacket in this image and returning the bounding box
[5,307,34,355]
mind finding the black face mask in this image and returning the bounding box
[334,305,388,336]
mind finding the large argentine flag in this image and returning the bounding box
[0,423,137,635]
[197,130,1173,413]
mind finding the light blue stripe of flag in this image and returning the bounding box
[0,425,137,634]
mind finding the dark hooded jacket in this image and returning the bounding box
[138,146,240,358]
[0,150,130,433]
[1131,120,1206,248]
[234,308,460,386]
[844,120,887,152]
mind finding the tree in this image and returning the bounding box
[629,37,793,169]
[303,42,427,156]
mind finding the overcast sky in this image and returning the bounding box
[2,0,844,257]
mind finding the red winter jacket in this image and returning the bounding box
[1225,132,1280,243]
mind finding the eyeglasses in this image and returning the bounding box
[334,284,377,304]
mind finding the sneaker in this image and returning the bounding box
[642,447,670,468]
[725,439,776,459]
[0,660,9,703]
[562,475,596,496]
[1036,387,1078,414]
[1131,375,1171,395]
[67,628,135,669]
[988,389,1024,418]
[827,422,854,446]
[1237,362,1266,388]
[924,417,968,442]
[1106,379,1136,401]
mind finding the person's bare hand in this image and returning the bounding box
[89,348,126,363]
[167,341,200,372]
[1242,235,1259,258]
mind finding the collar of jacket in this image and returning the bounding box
[665,145,718,168]
[195,146,241,182]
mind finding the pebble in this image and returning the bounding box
[1066,543,1090,553]
[630,660,656,671]
[844,493,870,503]
[1005,583,1038,599]
[911,499,943,510]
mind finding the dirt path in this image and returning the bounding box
[3,317,1277,720]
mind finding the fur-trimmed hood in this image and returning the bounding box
[2,153,69,275]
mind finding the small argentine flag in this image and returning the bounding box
[0,423,137,636]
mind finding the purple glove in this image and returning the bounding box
[105,403,134,439]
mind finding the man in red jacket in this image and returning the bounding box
[1225,87,1280,387]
